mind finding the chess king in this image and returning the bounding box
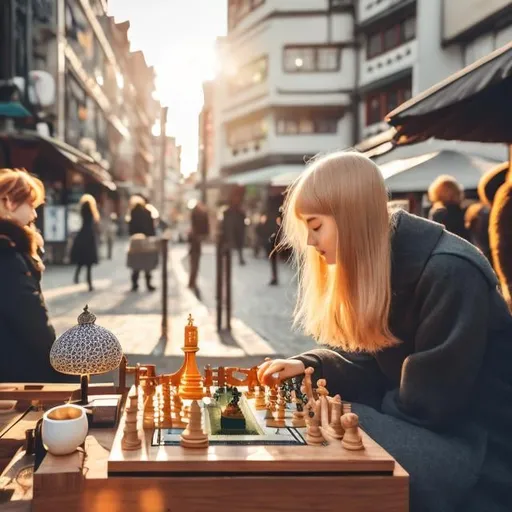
[178,315,204,400]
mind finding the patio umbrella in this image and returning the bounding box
[386,41,512,145]
[379,149,500,193]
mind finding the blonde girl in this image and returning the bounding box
[258,152,512,512]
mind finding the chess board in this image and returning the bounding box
[108,389,397,476]
[152,394,306,446]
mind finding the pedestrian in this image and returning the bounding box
[258,151,512,512]
[464,202,491,262]
[103,212,118,260]
[0,168,75,382]
[188,201,210,291]
[127,195,157,292]
[222,194,246,265]
[427,175,469,240]
[254,214,267,258]
[70,194,99,292]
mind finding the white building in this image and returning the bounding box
[212,0,358,201]
[357,0,512,140]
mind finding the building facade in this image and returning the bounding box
[0,0,159,260]
[210,0,358,213]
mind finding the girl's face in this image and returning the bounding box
[3,197,37,226]
[301,214,338,265]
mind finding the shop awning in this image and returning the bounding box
[0,130,116,191]
[225,164,305,186]
[386,41,512,144]
[379,149,500,193]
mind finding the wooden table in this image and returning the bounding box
[1,384,409,512]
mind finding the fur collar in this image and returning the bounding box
[0,219,32,254]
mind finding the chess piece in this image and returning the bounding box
[171,387,186,428]
[302,367,316,403]
[160,378,173,428]
[267,389,286,428]
[180,400,208,449]
[254,386,266,410]
[305,402,324,446]
[342,402,352,415]
[341,413,364,451]
[316,379,329,398]
[276,389,287,420]
[122,391,141,450]
[142,380,156,429]
[179,315,204,400]
[291,390,307,428]
[326,395,344,439]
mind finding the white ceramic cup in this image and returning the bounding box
[42,404,88,456]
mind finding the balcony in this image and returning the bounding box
[358,0,415,25]
[359,39,416,88]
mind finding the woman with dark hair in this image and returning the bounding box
[70,194,100,292]
[0,168,75,382]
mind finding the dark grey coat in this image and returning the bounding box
[294,210,512,512]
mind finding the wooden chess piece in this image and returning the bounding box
[342,402,352,415]
[254,386,266,410]
[160,378,172,428]
[276,389,287,420]
[142,379,156,429]
[305,402,324,446]
[340,413,364,451]
[302,367,316,403]
[122,390,141,450]
[171,387,186,428]
[179,315,204,400]
[326,395,344,439]
[267,389,286,428]
[180,400,208,449]
[291,391,306,428]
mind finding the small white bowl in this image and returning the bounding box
[42,404,88,456]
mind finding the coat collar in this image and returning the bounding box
[0,219,32,254]
[390,210,444,292]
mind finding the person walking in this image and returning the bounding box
[222,200,246,265]
[127,195,157,292]
[70,194,99,292]
[188,201,210,291]
[0,168,75,382]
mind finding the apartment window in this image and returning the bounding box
[229,56,268,94]
[228,0,265,30]
[227,118,268,148]
[276,115,338,135]
[366,16,416,58]
[365,80,412,125]
[284,46,341,73]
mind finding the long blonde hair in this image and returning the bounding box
[281,151,397,352]
[80,194,100,223]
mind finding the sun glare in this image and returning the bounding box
[108,0,227,177]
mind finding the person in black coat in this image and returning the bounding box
[188,201,210,290]
[428,174,469,240]
[0,168,75,383]
[258,152,512,512]
[70,194,100,292]
[128,195,156,291]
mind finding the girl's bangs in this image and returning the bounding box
[293,173,323,217]
[28,175,45,207]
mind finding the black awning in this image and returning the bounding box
[386,41,512,144]
[0,130,116,191]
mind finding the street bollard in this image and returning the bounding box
[215,230,232,332]
[160,232,171,344]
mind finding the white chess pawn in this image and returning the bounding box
[180,400,208,449]
[341,413,364,451]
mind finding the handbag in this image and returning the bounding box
[127,235,160,271]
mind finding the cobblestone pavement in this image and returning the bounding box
[42,241,281,380]
[183,244,316,357]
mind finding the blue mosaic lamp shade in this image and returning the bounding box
[50,305,123,376]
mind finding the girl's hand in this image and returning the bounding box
[257,358,305,386]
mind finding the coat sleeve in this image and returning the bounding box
[0,256,71,382]
[489,182,512,310]
[291,348,388,409]
[381,254,490,429]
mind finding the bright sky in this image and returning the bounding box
[108,0,227,176]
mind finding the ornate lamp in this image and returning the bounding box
[50,306,123,405]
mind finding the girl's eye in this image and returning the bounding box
[312,225,321,232]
